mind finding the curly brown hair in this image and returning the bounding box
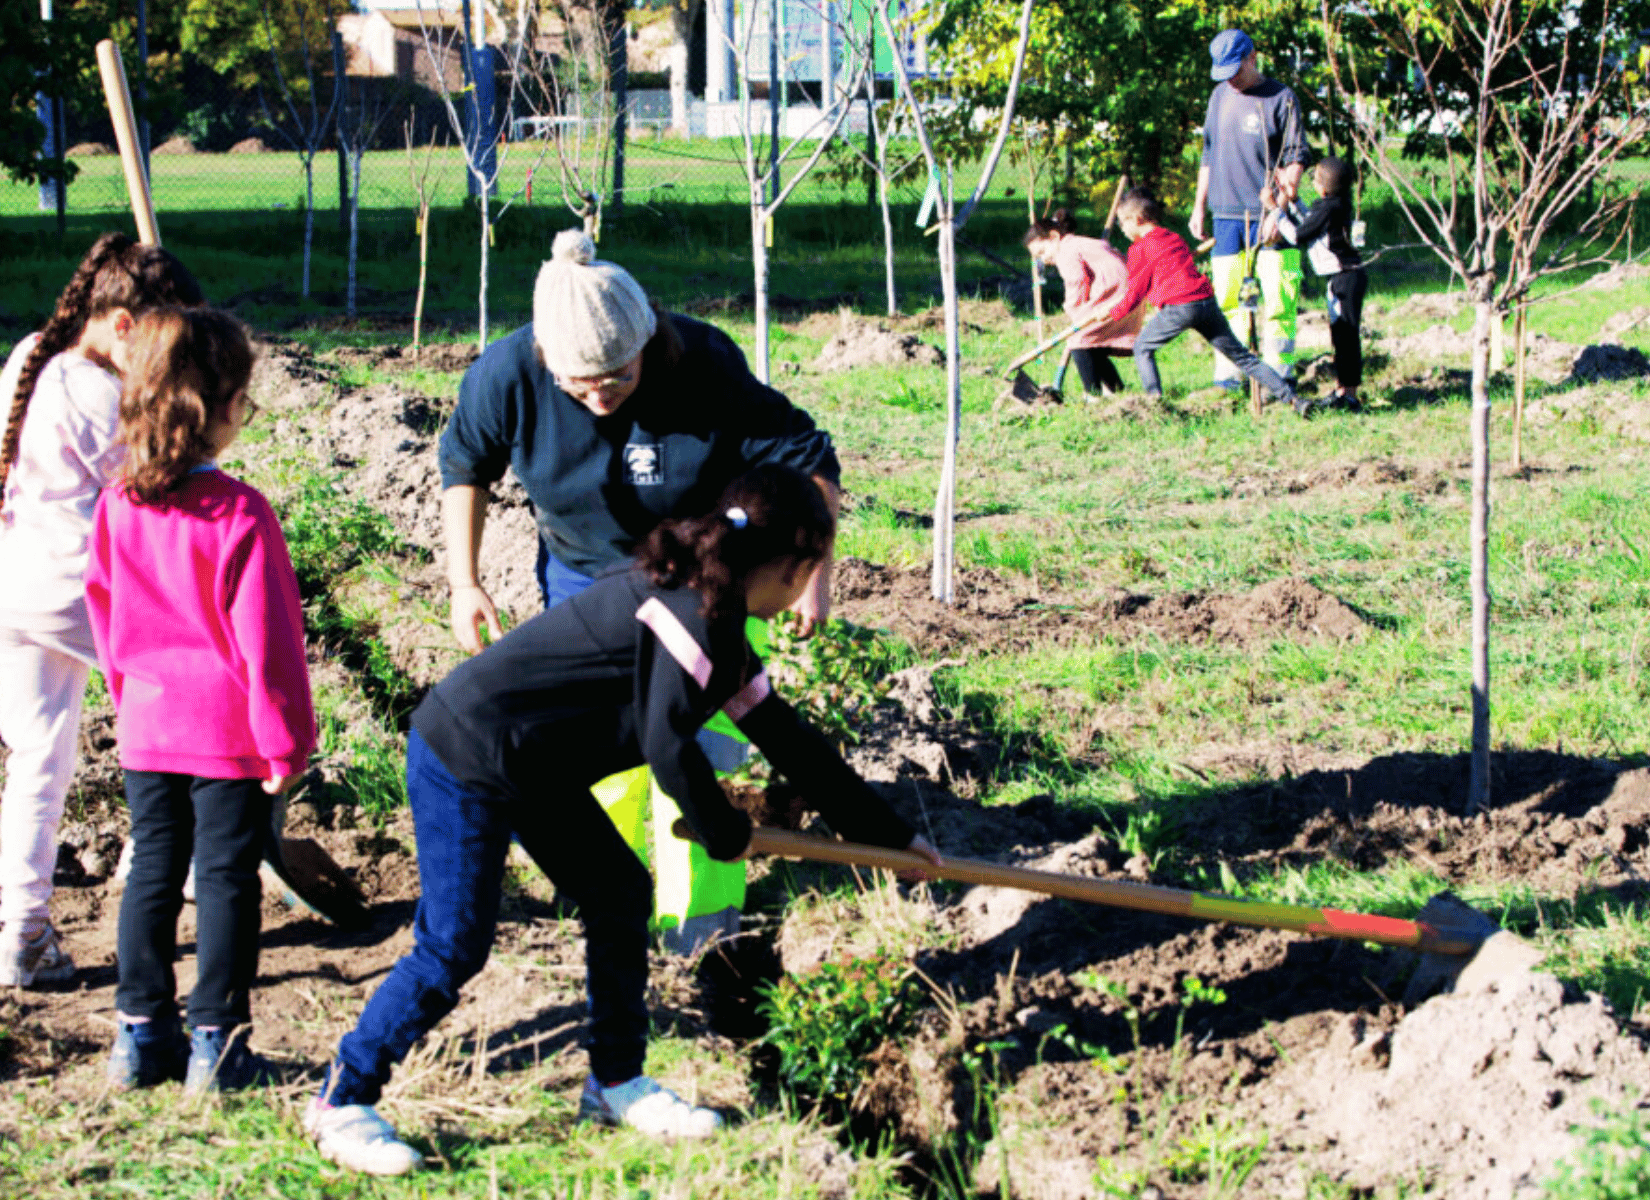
[116,308,255,505]
[637,464,834,621]
[0,234,202,510]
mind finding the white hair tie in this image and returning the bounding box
[725,507,749,528]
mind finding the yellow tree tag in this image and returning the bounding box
[765,214,775,248]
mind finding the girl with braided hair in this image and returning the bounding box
[0,233,202,987]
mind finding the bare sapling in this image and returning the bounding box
[1324,0,1646,811]
[405,119,443,359]
[255,0,343,300]
[720,0,872,382]
[414,0,556,350]
[533,0,614,237]
[875,0,1037,604]
[338,72,400,318]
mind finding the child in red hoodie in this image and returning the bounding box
[86,308,315,1094]
[1104,188,1309,417]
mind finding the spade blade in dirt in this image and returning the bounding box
[1402,892,1542,1003]
[262,837,370,930]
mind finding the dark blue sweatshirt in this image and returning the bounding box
[439,315,840,576]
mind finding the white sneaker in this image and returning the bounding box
[0,923,76,987]
[304,1098,423,1176]
[577,1075,723,1139]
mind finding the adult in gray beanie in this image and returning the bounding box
[434,229,843,952]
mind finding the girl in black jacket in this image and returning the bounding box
[305,465,940,1174]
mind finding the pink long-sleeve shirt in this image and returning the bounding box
[1050,235,1145,350]
[86,468,316,779]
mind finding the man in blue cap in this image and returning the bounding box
[1189,29,1310,393]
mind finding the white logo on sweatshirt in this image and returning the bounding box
[624,442,663,485]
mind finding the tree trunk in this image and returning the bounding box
[879,168,896,317]
[608,3,628,218]
[932,173,959,604]
[478,189,491,352]
[347,147,361,317]
[1512,302,1527,471]
[1468,296,1494,812]
[413,200,430,359]
[753,203,770,384]
[302,157,315,299]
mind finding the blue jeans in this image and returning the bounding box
[322,731,652,1105]
[535,540,595,609]
[1133,297,1295,403]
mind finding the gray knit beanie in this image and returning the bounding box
[533,229,657,377]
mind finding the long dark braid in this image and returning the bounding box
[0,233,203,510]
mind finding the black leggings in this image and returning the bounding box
[1069,347,1132,395]
[117,772,271,1028]
[1327,269,1367,389]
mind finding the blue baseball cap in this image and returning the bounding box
[1210,29,1254,81]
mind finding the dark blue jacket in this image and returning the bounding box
[439,315,840,576]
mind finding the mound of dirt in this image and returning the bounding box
[832,560,1366,656]
[325,342,480,376]
[813,319,942,371]
[1232,458,1420,499]
[66,141,114,157]
[151,135,197,155]
[1376,321,1472,361]
[1571,342,1650,384]
[1259,970,1650,1198]
[229,136,274,154]
[1388,290,1469,322]
[1123,577,1367,644]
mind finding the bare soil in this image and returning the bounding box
[6,332,1649,1198]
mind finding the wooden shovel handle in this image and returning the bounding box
[1003,317,1098,376]
[96,39,160,247]
[678,821,1481,956]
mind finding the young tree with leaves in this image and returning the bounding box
[876,0,1036,604]
[1324,0,1647,810]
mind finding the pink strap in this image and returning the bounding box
[722,671,771,722]
[636,598,713,689]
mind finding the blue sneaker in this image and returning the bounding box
[107,1018,189,1089]
[183,1025,272,1094]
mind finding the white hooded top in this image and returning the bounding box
[0,334,126,631]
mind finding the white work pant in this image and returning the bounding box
[0,621,95,928]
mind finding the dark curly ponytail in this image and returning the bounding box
[0,233,204,511]
[638,464,835,620]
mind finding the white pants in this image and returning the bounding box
[0,621,96,927]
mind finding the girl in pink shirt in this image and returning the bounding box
[86,308,315,1093]
[1023,209,1145,396]
[0,234,201,989]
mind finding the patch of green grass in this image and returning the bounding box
[1542,1099,1650,1199]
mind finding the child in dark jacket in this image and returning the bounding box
[305,463,941,1176]
[1265,156,1367,410]
[86,308,315,1094]
[1104,188,1309,417]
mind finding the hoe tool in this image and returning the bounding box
[683,822,1539,991]
[98,41,365,927]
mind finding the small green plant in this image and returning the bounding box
[764,614,910,747]
[880,381,931,412]
[275,472,402,599]
[756,950,921,1103]
[1543,1099,1650,1199]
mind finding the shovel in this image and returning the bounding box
[685,823,1538,987]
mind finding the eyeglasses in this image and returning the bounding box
[557,364,639,398]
